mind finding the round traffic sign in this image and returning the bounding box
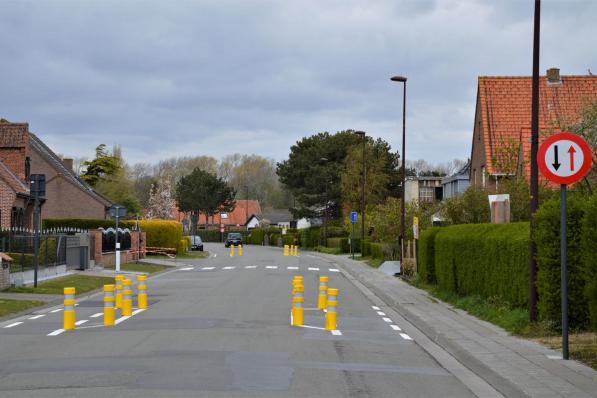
[538,132,593,185]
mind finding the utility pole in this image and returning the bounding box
[354,132,366,244]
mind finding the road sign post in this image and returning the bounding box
[538,132,592,360]
[350,212,358,259]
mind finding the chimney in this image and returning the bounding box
[546,68,562,84]
[62,158,74,172]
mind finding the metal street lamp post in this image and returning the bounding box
[354,131,366,245]
[391,75,407,262]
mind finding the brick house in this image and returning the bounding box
[197,200,262,228]
[0,120,112,227]
[470,69,597,191]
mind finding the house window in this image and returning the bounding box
[11,207,24,229]
[419,187,434,202]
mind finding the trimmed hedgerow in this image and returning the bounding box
[581,195,597,330]
[418,227,441,284]
[300,227,321,249]
[434,222,529,308]
[137,220,182,252]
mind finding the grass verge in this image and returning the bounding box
[104,262,168,274]
[0,299,45,317]
[147,251,209,260]
[4,275,115,295]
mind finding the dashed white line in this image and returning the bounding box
[371,306,380,310]
[213,253,217,258]
[245,266,257,269]
[4,322,23,328]
[28,314,46,320]
[201,267,215,270]
[265,266,278,269]
[50,308,62,313]
[47,329,65,336]
[399,333,413,340]
[223,266,236,270]
[382,317,393,323]
[287,266,299,270]
[329,268,340,272]
[74,320,88,326]
[308,267,320,271]
[179,267,194,271]
[377,311,386,316]
[90,313,103,318]
[331,330,343,336]
[390,324,402,331]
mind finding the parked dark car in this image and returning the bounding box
[225,232,242,247]
[190,236,203,251]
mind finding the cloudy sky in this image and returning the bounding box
[1,0,596,166]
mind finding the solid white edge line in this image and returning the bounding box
[4,322,23,328]
[74,320,89,326]
[377,311,386,316]
[382,317,392,323]
[90,313,103,318]
[47,329,65,336]
[28,314,46,320]
[371,306,380,310]
[331,330,342,336]
[390,324,402,331]
[400,333,413,340]
[50,308,62,313]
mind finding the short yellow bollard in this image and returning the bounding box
[230,245,235,257]
[63,287,76,330]
[238,245,243,257]
[122,278,133,316]
[292,296,304,326]
[317,276,329,310]
[295,245,299,256]
[103,284,115,326]
[325,288,339,331]
[137,274,148,309]
[115,274,124,309]
[283,245,289,256]
[292,245,297,256]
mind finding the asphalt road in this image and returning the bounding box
[0,243,477,397]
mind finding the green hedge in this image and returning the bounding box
[194,230,221,242]
[434,222,529,308]
[582,195,597,330]
[326,237,343,248]
[301,227,321,249]
[138,220,183,252]
[43,218,135,230]
[249,229,265,245]
[418,227,441,284]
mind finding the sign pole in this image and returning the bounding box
[115,210,120,273]
[560,184,568,360]
[351,222,355,260]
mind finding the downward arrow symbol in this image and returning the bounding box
[568,146,576,171]
[552,145,561,170]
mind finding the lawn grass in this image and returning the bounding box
[104,262,168,274]
[0,299,45,317]
[147,250,209,260]
[4,275,115,295]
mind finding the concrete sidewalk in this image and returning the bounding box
[316,253,597,398]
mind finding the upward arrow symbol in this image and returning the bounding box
[568,146,576,171]
[552,145,561,170]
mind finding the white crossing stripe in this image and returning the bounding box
[132,308,146,316]
[201,267,215,270]
[390,324,402,331]
[399,333,413,340]
[265,266,278,269]
[377,311,386,316]
[287,266,299,270]
[179,267,194,271]
[223,266,236,270]
[329,268,340,272]
[50,308,62,313]
[47,329,65,336]
[245,266,257,269]
[371,306,380,310]
[331,330,343,336]
[75,320,88,326]
[28,314,46,320]
[4,322,23,328]
[308,267,320,271]
[115,315,131,325]
[382,317,392,323]
[90,313,103,318]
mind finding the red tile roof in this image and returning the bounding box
[194,200,262,226]
[478,75,597,177]
[0,160,29,195]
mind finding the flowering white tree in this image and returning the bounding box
[146,180,175,219]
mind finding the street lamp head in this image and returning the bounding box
[391,76,407,83]
[354,131,366,136]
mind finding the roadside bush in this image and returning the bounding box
[418,227,441,284]
[194,229,221,242]
[300,227,321,249]
[536,195,589,329]
[370,243,385,259]
[326,237,343,249]
[282,234,299,246]
[361,241,371,257]
[43,218,135,230]
[326,226,347,238]
[434,222,529,308]
[249,228,265,245]
[178,239,189,253]
[582,195,597,330]
[138,220,183,252]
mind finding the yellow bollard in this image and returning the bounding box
[325,288,339,331]
[122,278,133,316]
[317,276,329,310]
[295,245,299,256]
[238,245,243,257]
[137,275,148,309]
[230,245,235,257]
[103,284,115,326]
[63,287,76,330]
[283,245,289,256]
[292,296,304,326]
[115,274,124,309]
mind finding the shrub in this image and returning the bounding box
[361,241,371,257]
[536,195,589,329]
[300,227,321,249]
[418,227,441,283]
[43,218,135,230]
[138,220,183,252]
[326,226,347,238]
[282,234,299,246]
[178,239,189,253]
[434,222,529,308]
[194,229,221,242]
[249,229,265,245]
[326,237,343,248]
[370,242,385,259]
[582,195,597,330]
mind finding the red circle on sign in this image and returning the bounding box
[538,132,593,185]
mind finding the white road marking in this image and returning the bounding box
[77,324,104,330]
[390,324,402,331]
[132,308,146,315]
[329,268,340,272]
[115,315,131,325]
[331,330,343,336]
[75,320,88,326]
[90,313,103,318]
[547,355,562,360]
[400,333,413,340]
[287,266,299,270]
[28,314,46,320]
[245,265,257,269]
[4,322,23,328]
[50,308,62,313]
[223,266,236,270]
[265,266,278,269]
[179,267,194,271]
[201,267,215,270]
[371,306,380,310]
[213,253,217,258]
[308,267,320,271]
[47,329,65,336]
[298,324,326,330]
[382,317,393,323]
[377,311,386,316]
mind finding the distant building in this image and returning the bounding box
[404,176,443,203]
[442,161,470,199]
[196,200,262,228]
[246,209,293,229]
